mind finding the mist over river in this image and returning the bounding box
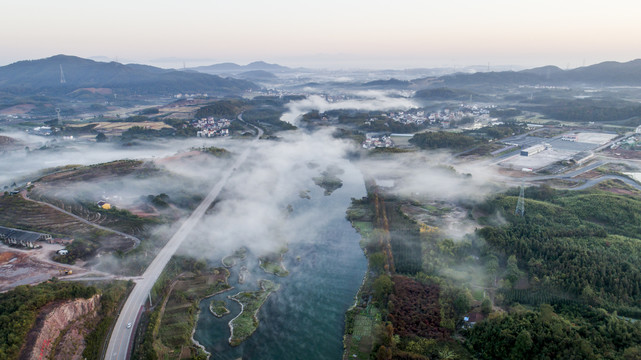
[194,159,368,360]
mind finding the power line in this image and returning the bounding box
[59,64,66,84]
[515,184,525,216]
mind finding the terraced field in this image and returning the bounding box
[29,160,160,235]
[0,194,133,252]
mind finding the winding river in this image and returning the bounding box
[194,160,367,360]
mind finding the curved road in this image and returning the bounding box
[21,191,142,250]
[495,157,641,192]
[569,174,641,191]
[106,120,263,360]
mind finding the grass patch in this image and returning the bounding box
[259,248,289,277]
[147,262,231,359]
[209,299,230,318]
[222,246,247,268]
[229,279,280,346]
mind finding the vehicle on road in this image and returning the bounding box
[126,322,132,329]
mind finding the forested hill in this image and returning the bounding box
[0,55,258,96]
[478,185,641,310]
[427,59,641,87]
[463,185,641,359]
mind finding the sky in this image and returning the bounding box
[2,0,640,69]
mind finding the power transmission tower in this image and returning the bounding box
[59,64,66,84]
[515,185,525,216]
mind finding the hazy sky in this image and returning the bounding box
[2,0,640,69]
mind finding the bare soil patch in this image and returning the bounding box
[0,104,36,115]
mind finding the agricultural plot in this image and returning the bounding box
[0,194,132,252]
[30,160,159,235]
[66,121,173,135]
[389,275,449,339]
[345,306,381,360]
[156,268,231,358]
[387,203,422,275]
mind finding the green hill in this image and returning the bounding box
[0,55,258,96]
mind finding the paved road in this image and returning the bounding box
[106,121,262,360]
[495,156,641,193]
[524,160,606,181]
[570,174,641,191]
[65,275,142,282]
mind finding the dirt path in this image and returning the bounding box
[21,191,141,250]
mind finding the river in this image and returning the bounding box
[193,159,368,360]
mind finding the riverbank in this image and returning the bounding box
[193,155,367,359]
[209,299,230,318]
[228,279,281,346]
[133,257,232,359]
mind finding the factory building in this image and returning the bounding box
[0,226,52,248]
[520,144,548,157]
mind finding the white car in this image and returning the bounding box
[126,322,132,329]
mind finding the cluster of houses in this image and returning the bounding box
[362,134,394,149]
[611,132,641,150]
[27,126,53,136]
[194,117,231,138]
[174,93,209,99]
[388,104,495,128]
[0,226,51,249]
[387,110,428,125]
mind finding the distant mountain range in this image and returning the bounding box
[0,55,258,96]
[350,59,641,92]
[190,61,290,75]
[430,59,641,88]
[2,55,641,98]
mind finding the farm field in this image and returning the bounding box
[152,267,231,359]
[0,194,132,252]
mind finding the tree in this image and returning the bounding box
[376,345,392,360]
[581,285,599,305]
[96,132,107,142]
[540,304,555,324]
[486,255,499,284]
[373,274,393,304]
[438,347,459,360]
[370,252,386,273]
[511,330,533,360]
[453,291,471,318]
[481,298,492,315]
[624,346,641,360]
[506,255,522,284]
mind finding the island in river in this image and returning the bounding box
[210,299,230,318]
[259,249,289,277]
[222,246,248,268]
[228,279,281,346]
[313,165,344,196]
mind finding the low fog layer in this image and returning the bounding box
[36,154,231,212]
[179,128,362,259]
[0,131,240,188]
[357,151,502,240]
[3,95,504,272]
[359,151,500,203]
[281,90,418,125]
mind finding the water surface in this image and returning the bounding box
[194,161,367,360]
